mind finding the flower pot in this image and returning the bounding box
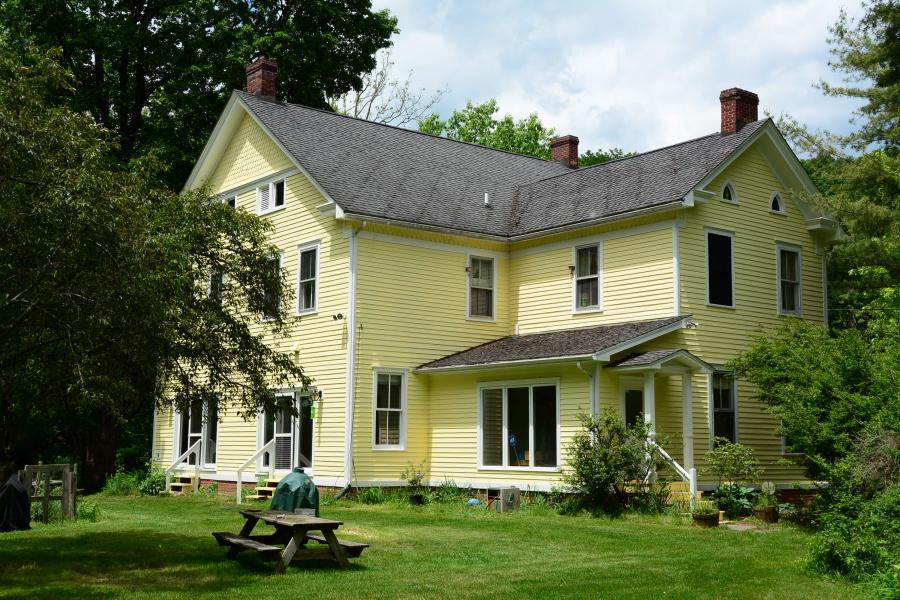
[409,494,425,506]
[753,506,778,523]
[692,512,720,528]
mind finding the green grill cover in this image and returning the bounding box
[269,467,319,516]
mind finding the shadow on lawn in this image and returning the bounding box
[0,528,363,599]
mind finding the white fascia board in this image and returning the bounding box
[607,349,713,374]
[414,354,595,374]
[183,93,243,191]
[337,211,508,242]
[592,317,692,361]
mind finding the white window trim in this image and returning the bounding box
[705,228,736,308]
[296,240,321,315]
[466,254,496,322]
[572,242,603,313]
[769,191,787,214]
[721,180,739,205]
[372,368,408,451]
[173,400,218,470]
[776,242,802,316]
[256,178,287,216]
[476,378,561,472]
[708,371,738,448]
[261,251,283,322]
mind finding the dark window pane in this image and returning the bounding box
[481,389,503,466]
[723,185,733,201]
[389,375,402,409]
[263,256,280,318]
[533,386,557,467]
[576,278,599,308]
[300,249,316,280]
[227,196,236,208]
[470,288,493,317]
[713,373,736,443]
[707,233,733,306]
[625,389,643,428]
[507,387,530,466]
[205,400,217,464]
[376,374,389,408]
[577,246,598,277]
[274,180,285,206]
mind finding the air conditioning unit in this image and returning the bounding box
[496,487,521,512]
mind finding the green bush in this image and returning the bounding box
[704,439,762,486]
[563,411,653,515]
[429,479,463,504]
[138,464,167,496]
[101,470,141,495]
[712,485,756,519]
[358,487,387,504]
[809,485,900,580]
[76,500,100,522]
[629,481,673,515]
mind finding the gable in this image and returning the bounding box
[207,112,294,194]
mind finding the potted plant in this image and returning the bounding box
[691,499,720,527]
[752,481,779,523]
[401,461,427,506]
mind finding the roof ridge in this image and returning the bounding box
[237,90,568,167]
[520,118,771,187]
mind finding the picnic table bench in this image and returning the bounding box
[212,509,368,573]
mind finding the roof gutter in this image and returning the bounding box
[415,354,595,374]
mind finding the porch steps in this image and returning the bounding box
[169,474,199,495]
[668,481,693,510]
[245,477,282,501]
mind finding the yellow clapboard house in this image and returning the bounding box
[152,57,840,498]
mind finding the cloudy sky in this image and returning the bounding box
[373,0,866,155]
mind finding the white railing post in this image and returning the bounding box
[235,440,275,505]
[689,467,698,511]
[164,439,202,493]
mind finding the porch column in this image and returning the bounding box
[682,372,694,470]
[643,371,656,438]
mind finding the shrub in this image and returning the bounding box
[198,482,219,497]
[101,470,141,495]
[629,480,673,515]
[705,439,762,485]
[139,463,167,496]
[429,479,463,504]
[712,485,756,519]
[563,411,653,515]
[358,487,387,504]
[76,500,100,522]
[693,499,718,515]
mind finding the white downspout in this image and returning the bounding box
[343,223,363,487]
[575,361,596,416]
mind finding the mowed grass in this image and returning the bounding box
[0,494,864,600]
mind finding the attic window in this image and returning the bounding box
[770,193,785,214]
[721,182,738,204]
[257,179,286,215]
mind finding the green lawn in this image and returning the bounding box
[0,494,864,599]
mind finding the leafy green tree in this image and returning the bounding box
[579,147,635,166]
[0,0,397,189]
[0,48,306,488]
[418,99,556,159]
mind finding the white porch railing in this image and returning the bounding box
[165,439,202,493]
[235,439,275,504]
[650,441,698,510]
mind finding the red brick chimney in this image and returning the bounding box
[550,135,579,168]
[719,88,758,135]
[246,56,277,100]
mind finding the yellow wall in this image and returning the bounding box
[510,222,676,333]
[675,145,825,482]
[154,111,350,485]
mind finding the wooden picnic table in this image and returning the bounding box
[212,509,368,573]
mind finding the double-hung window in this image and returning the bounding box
[480,381,558,469]
[468,256,494,319]
[574,244,600,310]
[777,244,801,315]
[297,242,319,313]
[262,254,281,320]
[374,371,405,449]
[711,372,736,445]
[707,230,734,307]
[257,179,286,214]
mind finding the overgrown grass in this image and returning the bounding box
[0,494,867,599]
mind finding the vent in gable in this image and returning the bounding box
[258,185,270,212]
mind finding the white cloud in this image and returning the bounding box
[375,0,867,153]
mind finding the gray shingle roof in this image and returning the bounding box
[416,316,687,371]
[605,349,681,368]
[238,92,767,237]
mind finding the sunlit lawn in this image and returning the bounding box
[0,493,864,599]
